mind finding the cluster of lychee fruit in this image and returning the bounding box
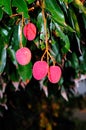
[15,22,62,83]
[32,61,62,83]
[16,22,36,65]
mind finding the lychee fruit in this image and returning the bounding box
[32,61,49,80]
[15,47,31,65]
[48,65,62,83]
[23,22,36,41]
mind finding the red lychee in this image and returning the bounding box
[32,61,49,80]
[15,47,31,65]
[23,22,36,41]
[48,65,62,83]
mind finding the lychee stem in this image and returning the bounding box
[19,12,24,48]
[41,0,56,65]
[41,0,48,62]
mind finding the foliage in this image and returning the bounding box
[0,0,86,122]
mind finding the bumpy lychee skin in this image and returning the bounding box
[48,66,62,83]
[32,61,49,80]
[15,47,31,65]
[23,22,36,41]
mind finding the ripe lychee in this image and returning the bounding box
[23,22,36,41]
[48,65,62,83]
[32,61,49,80]
[15,47,31,65]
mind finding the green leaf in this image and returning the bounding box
[37,12,45,41]
[0,26,11,44]
[26,0,35,4]
[2,0,12,15]
[7,46,17,66]
[0,46,7,74]
[18,21,27,47]
[0,7,3,20]
[6,61,19,81]
[45,0,65,25]
[51,39,59,55]
[68,0,73,3]
[64,23,75,32]
[79,48,86,73]
[51,38,62,63]
[37,12,44,31]
[73,0,86,14]
[55,23,70,53]
[11,25,19,51]
[69,8,80,38]
[45,0,74,32]
[0,0,3,7]
[82,14,86,29]
[63,0,73,3]
[71,53,79,69]
[11,24,26,51]
[18,62,32,81]
[12,0,29,18]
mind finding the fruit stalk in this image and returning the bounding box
[41,0,56,65]
[19,13,24,48]
[41,0,49,62]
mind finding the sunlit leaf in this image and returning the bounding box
[73,0,86,14]
[45,0,65,25]
[2,0,12,15]
[26,0,35,4]
[37,12,45,41]
[12,0,29,18]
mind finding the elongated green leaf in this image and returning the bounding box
[82,14,86,29]
[7,46,17,66]
[12,0,29,18]
[0,0,3,6]
[26,0,35,4]
[18,62,32,81]
[73,0,86,14]
[45,0,74,32]
[11,24,26,51]
[71,53,79,69]
[2,0,12,15]
[55,23,70,53]
[69,8,80,38]
[0,26,11,44]
[68,0,73,3]
[0,46,7,74]
[11,25,19,51]
[79,49,86,73]
[0,7,3,20]
[64,23,75,32]
[18,21,27,47]
[51,39,62,63]
[37,12,45,41]
[45,0,65,25]
[63,0,73,3]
